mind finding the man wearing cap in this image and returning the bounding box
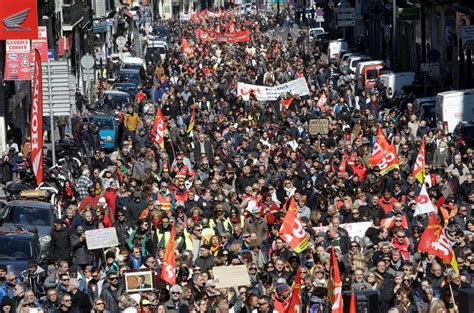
[20,260,47,297]
[125,191,148,224]
[243,200,268,243]
[194,244,214,273]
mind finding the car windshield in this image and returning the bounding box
[367,69,378,79]
[92,118,114,130]
[114,86,136,95]
[119,72,140,84]
[0,237,33,260]
[7,206,52,226]
[123,63,142,71]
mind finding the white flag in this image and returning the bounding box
[414,184,437,216]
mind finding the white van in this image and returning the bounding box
[348,55,371,74]
[436,89,474,133]
[328,39,348,63]
[377,72,415,99]
[309,27,325,40]
[122,57,146,71]
[356,60,384,76]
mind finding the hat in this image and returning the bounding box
[0,265,6,271]
[133,191,142,198]
[70,264,81,273]
[141,299,151,305]
[1,296,13,307]
[200,244,211,250]
[122,140,130,146]
[205,279,216,287]
[27,259,38,268]
[98,197,107,205]
[354,282,371,291]
[444,168,452,173]
[275,282,289,296]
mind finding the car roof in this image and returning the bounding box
[104,90,132,96]
[119,69,140,73]
[6,200,52,208]
[89,114,115,120]
[112,82,137,87]
[123,57,144,64]
[0,230,34,237]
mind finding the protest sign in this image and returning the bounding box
[213,265,251,289]
[313,222,372,239]
[308,119,330,135]
[84,227,119,250]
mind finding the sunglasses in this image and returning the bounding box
[172,292,181,295]
[109,277,118,281]
[96,302,105,305]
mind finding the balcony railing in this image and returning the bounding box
[63,1,84,28]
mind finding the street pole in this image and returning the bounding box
[46,58,56,166]
[392,0,396,70]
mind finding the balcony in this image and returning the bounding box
[62,1,84,31]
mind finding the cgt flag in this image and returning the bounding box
[161,223,176,285]
[31,49,43,185]
[285,267,302,313]
[412,136,426,183]
[418,213,459,274]
[151,107,167,149]
[414,184,437,216]
[187,106,196,133]
[368,128,399,176]
[279,197,310,253]
[329,247,343,313]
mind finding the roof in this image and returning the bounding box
[123,57,145,64]
[119,69,140,73]
[0,230,35,237]
[89,114,115,120]
[104,90,132,96]
[6,200,52,209]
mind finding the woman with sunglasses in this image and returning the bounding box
[92,298,110,313]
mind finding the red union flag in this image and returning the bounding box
[181,36,194,58]
[285,267,302,313]
[418,213,459,274]
[161,223,176,285]
[31,49,43,185]
[0,0,38,39]
[279,197,310,253]
[151,107,167,149]
[329,247,343,313]
[412,136,426,183]
[368,128,399,176]
[195,29,250,43]
[316,90,328,110]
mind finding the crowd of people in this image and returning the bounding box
[1,6,473,313]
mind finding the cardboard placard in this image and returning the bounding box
[308,119,329,135]
[213,265,251,289]
[84,227,119,250]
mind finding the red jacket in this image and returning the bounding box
[104,188,117,220]
[378,197,398,214]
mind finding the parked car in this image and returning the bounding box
[111,83,139,100]
[86,114,118,150]
[0,230,43,275]
[101,90,133,113]
[0,200,55,261]
[377,72,415,99]
[117,69,142,88]
[309,27,325,41]
[414,96,436,128]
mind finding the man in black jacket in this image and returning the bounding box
[69,278,92,313]
[50,220,72,263]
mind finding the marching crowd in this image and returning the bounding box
[1,6,474,313]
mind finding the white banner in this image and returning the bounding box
[237,77,311,101]
[180,13,192,21]
[313,221,372,239]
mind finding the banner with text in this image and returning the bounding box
[237,77,310,101]
[195,29,250,43]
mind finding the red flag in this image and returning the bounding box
[285,267,302,313]
[418,213,459,274]
[181,36,194,57]
[280,96,295,111]
[316,90,328,110]
[161,223,176,285]
[151,107,167,148]
[349,291,356,313]
[368,128,399,176]
[162,160,169,174]
[412,136,426,183]
[329,247,343,313]
[279,197,310,253]
[31,49,43,185]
